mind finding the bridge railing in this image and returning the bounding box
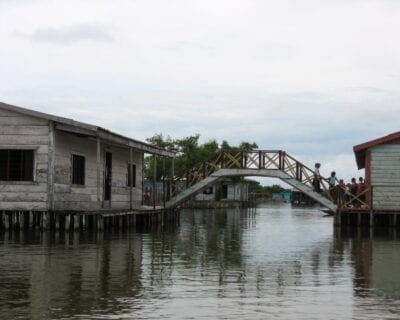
[170,149,335,200]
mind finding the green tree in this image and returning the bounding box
[144,135,259,180]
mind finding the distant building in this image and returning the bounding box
[272,190,292,202]
[190,178,256,207]
[353,131,400,210]
[291,189,315,205]
[0,102,174,213]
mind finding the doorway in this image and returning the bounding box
[104,152,112,203]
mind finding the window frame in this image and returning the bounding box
[0,148,35,182]
[71,153,86,186]
[127,162,137,188]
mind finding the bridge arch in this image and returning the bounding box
[166,150,337,212]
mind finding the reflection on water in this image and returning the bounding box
[1,203,400,319]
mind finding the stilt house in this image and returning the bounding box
[0,102,174,212]
[354,131,400,210]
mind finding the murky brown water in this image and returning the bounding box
[1,203,400,319]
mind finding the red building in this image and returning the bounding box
[353,131,400,210]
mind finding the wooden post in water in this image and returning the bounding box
[369,187,374,227]
[129,147,133,210]
[65,214,71,231]
[97,137,102,209]
[73,215,79,231]
[153,155,157,210]
[55,214,60,230]
[29,211,33,229]
[163,157,166,208]
[97,215,103,231]
[4,213,9,230]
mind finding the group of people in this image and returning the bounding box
[312,163,366,207]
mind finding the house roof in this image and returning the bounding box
[0,101,175,157]
[353,131,400,169]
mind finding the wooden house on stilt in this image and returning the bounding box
[0,102,175,230]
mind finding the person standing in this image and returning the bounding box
[328,171,339,202]
[328,171,339,188]
[313,163,321,193]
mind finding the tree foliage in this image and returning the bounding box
[145,134,259,180]
[253,182,289,198]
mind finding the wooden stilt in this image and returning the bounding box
[55,214,60,230]
[10,212,16,229]
[97,215,103,231]
[65,214,71,231]
[19,212,25,229]
[73,215,79,231]
[4,213,9,230]
[29,211,33,229]
[43,212,50,230]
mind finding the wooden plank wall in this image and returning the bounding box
[53,130,143,211]
[0,108,49,210]
[371,144,400,209]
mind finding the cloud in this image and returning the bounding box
[16,24,114,45]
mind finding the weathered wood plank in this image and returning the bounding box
[0,116,48,125]
[0,135,49,145]
[0,193,47,202]
[0,183,47,192]
[0,125,49,135]
[0,202,47,210]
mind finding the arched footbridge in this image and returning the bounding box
[166,150,337,212]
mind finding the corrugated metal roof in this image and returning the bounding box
[0,101,175,157]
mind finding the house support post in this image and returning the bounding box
[4,213,9,230]
[171,157,175,198]
[97,215,103,231]
[73,215,79,231]
[130,147,133,210]
[29,211,33,229]
[163,157,166,208]
[153,155,157,210]
[48,121,55,211]
[55,214,60,230]
[369,187,374,227]
[65,214,71,231]
[97,137,102,209]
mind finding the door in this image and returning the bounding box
[104,152,112,203]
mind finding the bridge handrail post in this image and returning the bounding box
[278,151,282,170]
[280,151,285,170]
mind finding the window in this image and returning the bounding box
[127,163,136,187]
[203,187,213,194]
[72,154,85,185]
[0,149,34,181]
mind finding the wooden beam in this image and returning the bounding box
[97,137,101,208]
[47,121,55,211]
[130,147,133,210]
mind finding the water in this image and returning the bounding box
[1,203,400,319]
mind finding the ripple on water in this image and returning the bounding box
[1,204,400,319]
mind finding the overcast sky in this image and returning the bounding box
[1,0,400,184]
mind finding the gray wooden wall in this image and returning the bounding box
[0,108,49,210]
[53,130,143,211]
[371,144,400,209]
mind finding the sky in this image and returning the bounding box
[1,0,400,185]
